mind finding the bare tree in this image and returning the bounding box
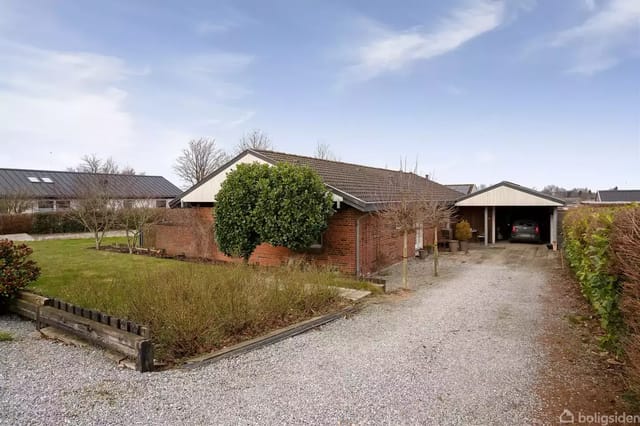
[120,165,138,175]
[173,138,229,187]
[0,193,32,214]
[101,157,120,174]
[380,161,455,288]
[69,154,138,175]
[421,198,456,277]
[235,129,273,153]
[314,142,338,161]
[73,154,102,173]
[66,178,119,249]
[119,200,163,254]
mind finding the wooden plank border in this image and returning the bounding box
[182,305,358,369]
[10,291,154,372]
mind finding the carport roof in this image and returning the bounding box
[455,181,565,207]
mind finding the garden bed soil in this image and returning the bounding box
[536,264,636,422]
[98,244,223,264]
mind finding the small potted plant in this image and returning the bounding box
[455,220,472,253]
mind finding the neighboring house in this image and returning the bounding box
[594,189,640,204]
[0,168,181,213]
[147,149,460,276]
[446,184,477,196]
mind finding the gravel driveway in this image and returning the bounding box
[1,244,553,425]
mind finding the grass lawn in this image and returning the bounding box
[28,237,188,295]
[25,237,378,361]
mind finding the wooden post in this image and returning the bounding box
[402,229,408,289]
[492,206,496,244]
[484,207,488,246]
[433,227,439,277]
[136,340,154,373]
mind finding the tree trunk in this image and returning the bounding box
[402,229,408,289]
[433,227,439,277]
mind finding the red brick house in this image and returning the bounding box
[145,150,460,276]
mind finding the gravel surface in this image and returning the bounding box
[0,245,550,425]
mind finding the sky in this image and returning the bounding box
[0,0,639,190]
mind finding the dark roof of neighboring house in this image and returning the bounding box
[446,184,476,195]
[175,149,461,211]
[596,190,640,203]
[0,168,181,199]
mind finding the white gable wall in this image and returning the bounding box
[456,185,563,207]
[182,153,269,203]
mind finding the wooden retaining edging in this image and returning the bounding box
[182,305,357,369]
[9,291,154,372]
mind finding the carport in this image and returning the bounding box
[454,181,565,250]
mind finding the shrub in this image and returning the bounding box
[563,207,622,349]
[255,162,334,251]
[454,220,472,241]
[0,239,41,307]
[215,162,333,261]
[31,212,86,234]
[611,206,640,392]
[0,214,33,234]
[215,163,272,261]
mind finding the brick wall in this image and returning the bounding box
[145,206,429,275]
[358,213,420,275]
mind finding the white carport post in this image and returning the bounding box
[484,207,488,246]
[492,206,496,245]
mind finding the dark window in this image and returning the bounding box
[309,233,323,249]
[56,200,70,210]
[156,199,167,208]
[37,200,54,211]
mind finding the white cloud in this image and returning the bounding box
[0,41,137,166]
[178,52,254,100]
[0,40,256,175]
[583,0,597,11]
[342,1,506,82]
[550,0,640,74]
[195,21,232,35]
[444,84,466,96]
[227,110,256,127]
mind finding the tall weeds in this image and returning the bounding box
[53,264,340,361]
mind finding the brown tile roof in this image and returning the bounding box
[251,150,461,211]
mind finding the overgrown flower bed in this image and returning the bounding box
[32,262,370,362]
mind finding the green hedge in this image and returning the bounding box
[0,212,86,235]
[31,213,86,234]
[563,207,622,349]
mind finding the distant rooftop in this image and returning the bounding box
[0,168,181,199]
[595,189,640,203]
[445,184,477,195]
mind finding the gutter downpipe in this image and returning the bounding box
[356,212,370,277]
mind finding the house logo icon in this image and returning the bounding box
[559,409,575,424]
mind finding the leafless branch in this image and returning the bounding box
[66,177,119,249]
[173,138,229,187]
[314,142,338,161]
[0,192,32,214]
[235,129,273,154]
